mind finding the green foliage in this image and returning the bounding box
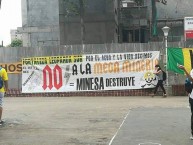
[63,0,87,17]
[9,39,23,47]
[63,0,113,17]
[64,0,79,16]
[134,0,144,5]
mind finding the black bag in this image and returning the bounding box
[162,71,167,81]
[185,78,193,94]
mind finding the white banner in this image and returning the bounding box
[184,17,193,40]
[22,51,160,93]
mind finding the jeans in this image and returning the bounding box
[0,92,5,107]
[189,97,193,136]
[153,80,166,94]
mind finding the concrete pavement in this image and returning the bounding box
[0,96,191,145]
[110,107,192,145]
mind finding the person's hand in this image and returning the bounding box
[178,64,185,70]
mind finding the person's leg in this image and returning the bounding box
[189,97,193,139]
[159,80,166,96]
[154,81,162,94]
[0,92,4,124]
[0,107,2,121]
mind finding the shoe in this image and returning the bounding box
[190,136,193,140]
[0,120,4,126]
[150,94,155,97]
[163,94,167,98]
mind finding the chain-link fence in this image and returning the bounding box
[0,42,188,96]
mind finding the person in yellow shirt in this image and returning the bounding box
[0,67,8,125]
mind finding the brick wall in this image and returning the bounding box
[6,85,186,97]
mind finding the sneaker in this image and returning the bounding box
[163,94,167,98]
[150,94,155,97]
[190,136,193,140]
[0,120,4,126]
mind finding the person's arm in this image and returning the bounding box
[4,80,8,93]
[2,69,8,93]
[154,69,161,74]
[178,65,193,82]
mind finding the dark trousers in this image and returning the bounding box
[154,80,166,94]
[189,97,193,136]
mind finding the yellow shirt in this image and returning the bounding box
[0,68,8,92]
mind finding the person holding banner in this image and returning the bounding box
[0,67,8,126]
[152,65,167,97]
[178,65,193,140]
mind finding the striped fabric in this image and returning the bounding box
[168,47,193,74]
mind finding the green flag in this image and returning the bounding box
[167,47,193,74]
